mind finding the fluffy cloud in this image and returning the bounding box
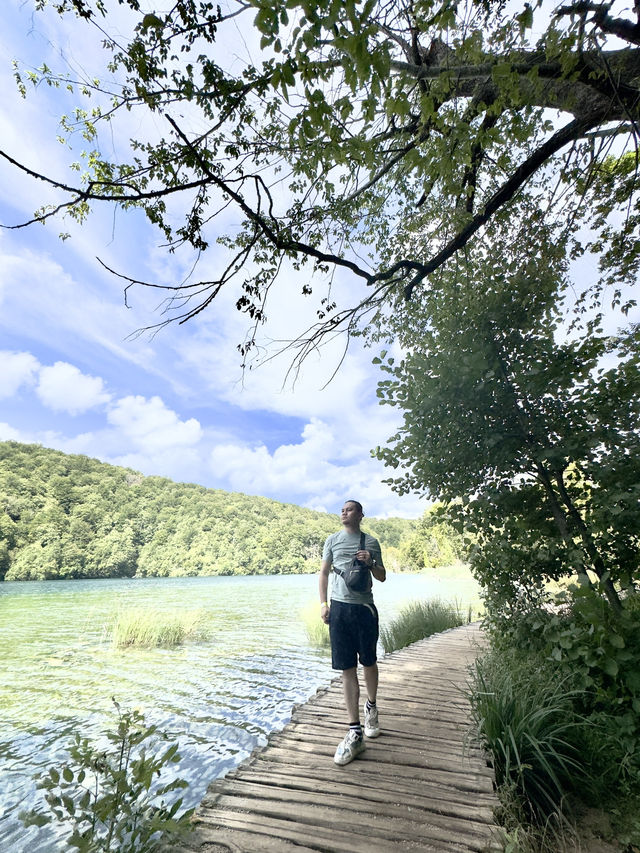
[107,395,203,452]
[208,417,427,517]
[0,422,23,441]
[0,351,40,398]
[36,362,112,415]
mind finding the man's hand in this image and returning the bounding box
[320,603,330,624]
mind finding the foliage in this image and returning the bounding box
[399,503,467,569]
[0,440,421,580]
[468,647,585,818]
[375,216,640,615]
[486,590,640,797]
[469,611,640,848]
[19,701,194,852]
[111,608,208,648]
[3,0,639,356]
[379,597,463,653]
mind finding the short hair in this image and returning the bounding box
[344,499,363,515]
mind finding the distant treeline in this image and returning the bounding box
[0,442,466,581]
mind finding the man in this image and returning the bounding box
[319,499,386,765]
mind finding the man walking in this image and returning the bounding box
[319,500,386,765]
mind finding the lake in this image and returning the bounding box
[0,571,481,851]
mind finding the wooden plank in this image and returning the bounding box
[180,623,500,853]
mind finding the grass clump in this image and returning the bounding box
[380,598,464,653]
[468,649,584,819]
[468,607,640,852]
[112,608,208,648]
[301,602,330,648]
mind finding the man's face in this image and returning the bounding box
[341,502,362,526]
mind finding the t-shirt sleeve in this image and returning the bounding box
[366,535,383,564]
[322,535,333,563]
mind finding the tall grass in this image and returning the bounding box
[301,602,330,648]
[111,608,208,648]
[380,598,464,653]
[468,649,585,819]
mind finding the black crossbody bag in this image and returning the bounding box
[334,532,372,594]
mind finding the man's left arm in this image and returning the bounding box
[368,539,386,583]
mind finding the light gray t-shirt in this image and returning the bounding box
[322,529,383,605]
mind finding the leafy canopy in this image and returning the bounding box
[4,0,639,356]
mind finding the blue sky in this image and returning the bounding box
[0,1,428,519]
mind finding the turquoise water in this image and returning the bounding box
[0,572,481,851]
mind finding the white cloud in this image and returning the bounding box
[0,351,40,398]
[36,361,112,415]
[208,416,427,518]
[0,422,23,441]
[107,395,203,452]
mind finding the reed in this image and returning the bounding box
[380,598,464,653]
[301,602,331,648]
[111,607,208,648]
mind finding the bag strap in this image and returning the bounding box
[333,531,367,577]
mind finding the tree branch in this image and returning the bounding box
[403,108,609,299]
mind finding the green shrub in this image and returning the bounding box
[111,608,208,648]
[380,598,464,653]
[20,700,194,852]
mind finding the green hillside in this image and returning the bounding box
[0,441,427,581]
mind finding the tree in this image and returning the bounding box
[3,0,639,358]
[374,211,640,614]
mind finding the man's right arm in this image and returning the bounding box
[319,559,331,624]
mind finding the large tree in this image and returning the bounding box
[374,208,640,613]
[3,0,639,356]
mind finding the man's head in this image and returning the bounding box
[341,500,364,529]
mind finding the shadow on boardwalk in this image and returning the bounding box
[181,622,500,852]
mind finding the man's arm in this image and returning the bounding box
[358,539,386,583]
[319,559,331,624]
[370,559,386,583]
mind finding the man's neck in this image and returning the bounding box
[342,522,361,535]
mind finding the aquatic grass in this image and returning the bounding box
[301,602,330,648]
[380,598,464,653]
[468,650,585,819]
[111,607,208,648]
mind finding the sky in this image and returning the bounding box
[0,0,429,519]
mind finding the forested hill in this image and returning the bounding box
[0,441,423,581]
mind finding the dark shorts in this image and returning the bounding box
[329,600,379,671]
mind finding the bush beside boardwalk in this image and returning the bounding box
[469,596,640,853]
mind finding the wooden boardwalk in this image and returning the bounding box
[181,623,500,852]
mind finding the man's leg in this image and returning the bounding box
[363,662,378,704]
[342,666,360,722]
[334,666,365,765]
[362,662,381,738]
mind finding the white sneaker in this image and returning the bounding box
[334,729,365,765]
[364,702,380,738]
